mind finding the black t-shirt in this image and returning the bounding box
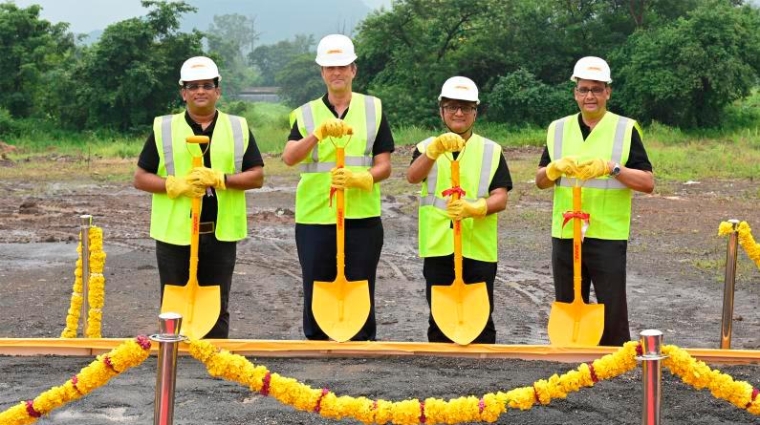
[538,114,653,171]
[411,139,513,193]
[287,94,395,156]
[137,111,265,223]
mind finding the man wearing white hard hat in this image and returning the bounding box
[407,76,512,344]
[134,56,265,338]
[282,34,395,341]
[535,56,654,346]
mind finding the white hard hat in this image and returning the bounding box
[178,56,221,85]
[315,34,357,67]
[438,76,480,104]
[571,56,612,83]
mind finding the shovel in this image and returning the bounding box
[312,144,371,342]
[160,135,221,340]
[547,184,605,346]
[431,160,490,345]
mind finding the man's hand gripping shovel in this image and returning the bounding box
[431,155,491,345]
[547,172,605,347]
[312,130,371,342]
[160,135,221,340]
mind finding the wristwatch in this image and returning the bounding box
[610,163,621,177]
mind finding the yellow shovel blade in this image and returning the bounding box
[312,276,370,342]
[547,300,605,347]
[431,280,490,345]
[160,280,221,340]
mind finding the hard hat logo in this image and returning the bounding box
[571,56,612,83]
[438,76,480,104]
[179,56,221,85]
[316,34,357,67]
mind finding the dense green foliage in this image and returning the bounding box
[0,3,74,119]
[0,0,758,136]
[352,0,760,129]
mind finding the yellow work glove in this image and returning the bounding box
[576,158,609,180]
[330,167,374,191]
[165,175,205,199]
[425,132,465,160]
[314,118,353,141]
[545,157,579,181]
[446,198,488,221]
[189,167,226,190]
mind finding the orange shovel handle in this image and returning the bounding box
[335,147,346,280]
[572,185,582,305]
[451,161,463,284]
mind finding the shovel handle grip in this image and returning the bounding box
[187,135,210,144]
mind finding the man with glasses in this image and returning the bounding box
[535,56,654,346]
[407,76,512,344]
[282,34,394,341]
[134,56,265,338]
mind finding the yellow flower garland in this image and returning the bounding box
[719,221,760,269]
[60,226,107,338]
[188,340,640,424]
[662,345,760,415]
[0,336,152,425]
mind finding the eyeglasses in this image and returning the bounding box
[575,86,606,96]
[442,105,477,114]
[184,83,217,92]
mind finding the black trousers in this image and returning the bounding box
[423,255,497,344]
[156,235,236,339]
[551,237,630,346]
[296,218,383,341]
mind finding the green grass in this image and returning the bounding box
[3,97,760,183]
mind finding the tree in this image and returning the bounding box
[355,0,508,127]
[485,69,576,127]
[49,0,203,131]
[0,3,74,118]
[611,0,760,127]
[205,13,260,97]
[249,35,315,86]
[275,54,325,108]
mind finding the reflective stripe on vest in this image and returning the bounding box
[151,112,249,244]
[159,114,245,175]
[552,115,629,190]
[416,134,501,262]
[419,138,496,211]
[548,112,635,240]
[299,94,378,173]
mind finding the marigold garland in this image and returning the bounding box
[60,226,106,338]
[719,221,760,269]
[662,345,760,415]
[188,340,640,424]
[0,336,151,425]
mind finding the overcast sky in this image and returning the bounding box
[11,0,392,34]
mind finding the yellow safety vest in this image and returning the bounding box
[416,134,501,262]
[547,112,639,240]
[289,93,383,224]
[151,111,249,244]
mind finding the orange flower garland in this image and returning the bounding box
[719,221,760,269]
[188,340,640,424]
[0,336,151,425]
[60,226,106,338]
[85,227,106,338]
[662,345,760,415]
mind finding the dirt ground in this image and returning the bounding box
[1,146,759,424]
